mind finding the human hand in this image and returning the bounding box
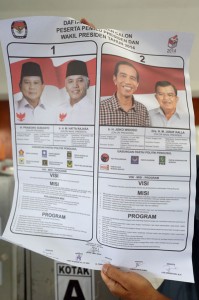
[80,18,96,29]
[101,264,170,300]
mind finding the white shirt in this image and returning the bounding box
[56,95,94,125]
[149,107,189,129]
[15,97,56,124]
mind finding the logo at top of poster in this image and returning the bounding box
[168,35,178,49]
[11,21,27,39]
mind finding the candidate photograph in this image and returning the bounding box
[100,54,190,129]
[11,56,96,125]
[100,59,150,127]
[12,58,63,124]
[14,61,52,124]
[149,80,189,128]
[56,59,96,125]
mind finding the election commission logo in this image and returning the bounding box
[11,21,27,39]
[168,35,178,48]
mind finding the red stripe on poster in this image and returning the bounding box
[100,55,185,96]
[10,57,96,94]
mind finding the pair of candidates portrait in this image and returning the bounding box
[14,59,187,129]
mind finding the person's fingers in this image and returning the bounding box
[101,269,127,297]
[80,18,89,25]
[80,18,96,29]
[102,264,131,289]
[101,265,170,300]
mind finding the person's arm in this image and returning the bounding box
[101,264,171,300]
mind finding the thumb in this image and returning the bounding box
[102,264,130,288]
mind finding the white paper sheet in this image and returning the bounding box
[0,16,196,282]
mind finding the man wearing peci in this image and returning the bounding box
[57,60,94,125]
[149,80,189,128]
[100,60,150,126]
[15,61,55,124]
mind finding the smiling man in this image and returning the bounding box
[100,61,150,126]
[149,81,189,128]
[57,60,94,124]
[15,62,49,123]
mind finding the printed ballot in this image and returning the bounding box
[0,16,196,282]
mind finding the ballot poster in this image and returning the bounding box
[0,16,196,282]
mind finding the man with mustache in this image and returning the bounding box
[100,61,150,126]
